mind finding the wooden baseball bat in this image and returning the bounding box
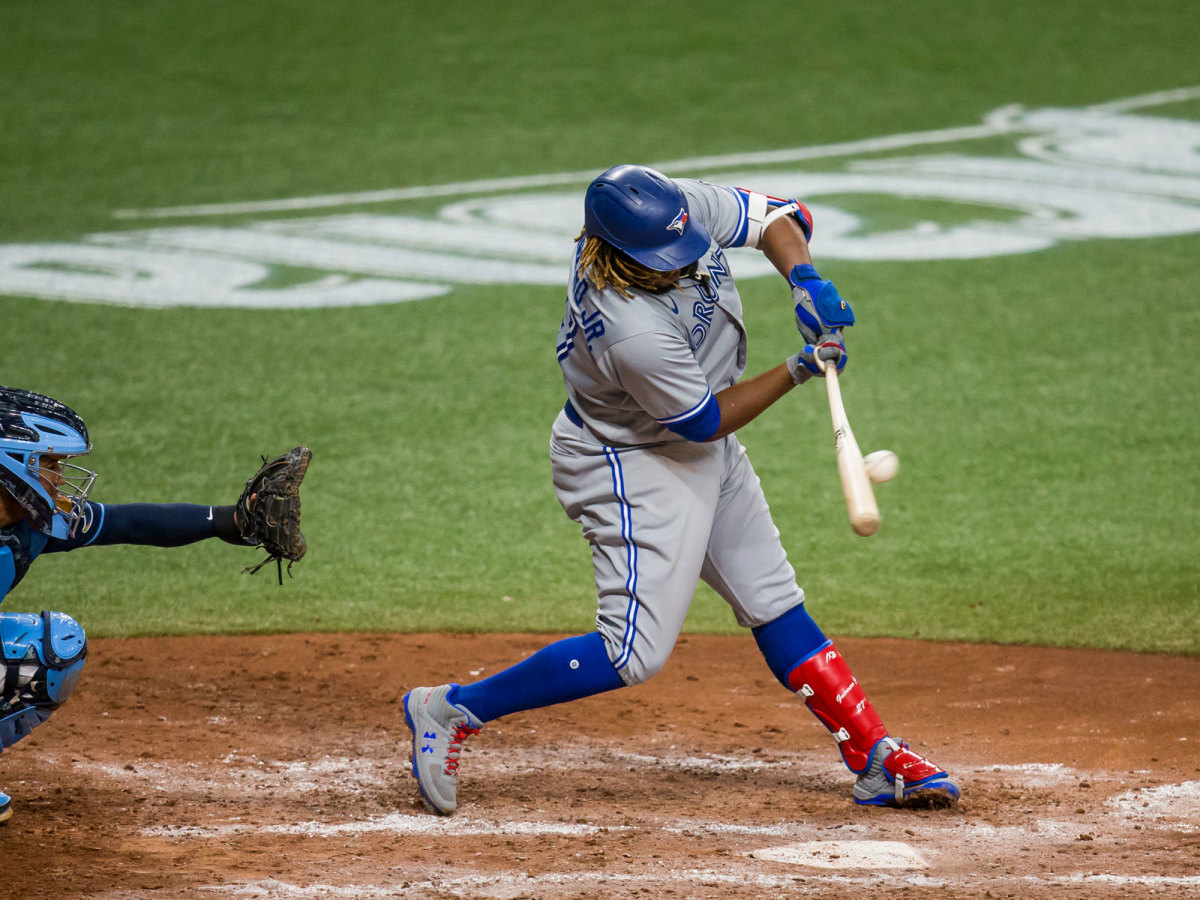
[819,359,880,536]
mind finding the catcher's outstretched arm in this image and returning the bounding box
[40,448,311,584]
[44,501,239,551]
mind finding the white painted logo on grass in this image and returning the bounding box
[3,86,1199,308]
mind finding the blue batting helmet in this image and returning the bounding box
[583,165,712,271]
[0,387,95,538]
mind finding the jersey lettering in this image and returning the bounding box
[580,308,605,350]
[572,274,589,309]
[704,249,729,288]
[687,248,733,347]
[691,299,715,347]
[691,299,714,347]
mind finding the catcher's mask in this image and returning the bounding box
[0,386,96,539]
[583,164,712,272]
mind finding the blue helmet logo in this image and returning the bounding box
[667,208,688,235]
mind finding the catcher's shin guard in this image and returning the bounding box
[1,611,87,751]
[786,641,887,774]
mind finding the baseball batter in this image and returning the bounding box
[0,386,309,824]
[404,165,960,814]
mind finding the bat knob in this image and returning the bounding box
[812,344,843,377]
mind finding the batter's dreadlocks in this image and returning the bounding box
[576,232,692,297]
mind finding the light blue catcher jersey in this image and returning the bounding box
[556,179,762,448]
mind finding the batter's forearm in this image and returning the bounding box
[760,215,812,277]
[707,363,797,440]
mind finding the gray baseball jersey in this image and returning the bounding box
[551,179,804,685]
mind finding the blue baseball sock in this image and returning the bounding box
[449,632,625,723]
[752,603,830,689]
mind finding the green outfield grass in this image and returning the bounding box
[2,0,1197,652]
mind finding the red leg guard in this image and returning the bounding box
[786,642,887,773]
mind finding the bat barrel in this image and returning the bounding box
[819,359,881,537]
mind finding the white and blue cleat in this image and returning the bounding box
[402,684,482,815]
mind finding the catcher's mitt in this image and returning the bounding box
[236,445,311,583]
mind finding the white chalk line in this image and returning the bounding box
[42,752,391,798]
[191,870,940,898]
[749,840,929,869]
[190,871,949,899]
[145,810,625,840]
[152,812,923,846]
[65,741,1174,844]
[160,868,1200,900]
[986,761,1079,784]
[592,746,834,775]
[67,742,1082,799]
[144,811,858,842]
[58,741,1200,854]
[47,744,826,807]
[52,743,862,801]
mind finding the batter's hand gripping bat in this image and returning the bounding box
[817,357,880,536]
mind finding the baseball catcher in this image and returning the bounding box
[0,384,312,824]
[403,165,959,816]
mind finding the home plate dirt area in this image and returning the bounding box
[3,633,1198,899]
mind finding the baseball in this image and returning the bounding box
[863,450,899,484]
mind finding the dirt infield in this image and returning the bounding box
[2,633,1198,899]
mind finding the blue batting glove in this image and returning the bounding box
[786,338,848,384]
[790,264,854,345]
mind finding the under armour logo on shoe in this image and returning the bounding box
[421,730,437,753]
